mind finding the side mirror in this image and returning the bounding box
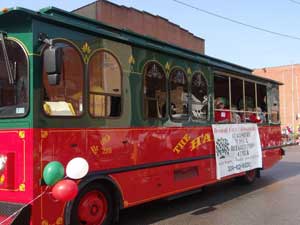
[43,46,63,85]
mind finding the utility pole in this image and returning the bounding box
[292,64,295,132]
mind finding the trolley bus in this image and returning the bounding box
[0,6,284,225]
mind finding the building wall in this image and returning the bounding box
[73,0,205,54]
[254,65,300,132]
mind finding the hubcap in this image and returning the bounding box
[78,191,108,225]
[247,170,256,180]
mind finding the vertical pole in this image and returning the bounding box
[292,64,295,133]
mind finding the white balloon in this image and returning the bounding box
[66,157,89,179]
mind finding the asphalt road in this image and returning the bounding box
[118,145,300,225]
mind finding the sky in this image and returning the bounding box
[0,0,300,69]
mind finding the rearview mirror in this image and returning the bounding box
[43,46,63,85]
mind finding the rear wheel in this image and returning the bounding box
[238,169,257,184]
[70,183,115,225]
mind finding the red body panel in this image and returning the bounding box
[0,125,283,224]
[0,129,33,203]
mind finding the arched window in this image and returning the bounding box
[143,62,166,119]
[191,72,208,120]
[89,51,122,117]
[169,68,188,119]
[43,41,84,116]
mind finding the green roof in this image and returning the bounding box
[0,6,282,85]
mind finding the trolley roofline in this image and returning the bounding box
[0,6,282,85]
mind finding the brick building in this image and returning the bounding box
[73,0,205,54]
[254,65,300,132]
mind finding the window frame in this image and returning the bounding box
[213,71,273,125]
[142,61,167,120]
[87,49,123,119]
[41,39,85,118]
[169,67,189,121]
[0,38,30,119]
[190,71,209,122]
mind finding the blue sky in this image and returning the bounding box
[1,0,300,69]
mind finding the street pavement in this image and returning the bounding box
[119,145,300,225]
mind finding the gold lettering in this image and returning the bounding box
[172,134,191,154]
[183,134,191,142]
[102,147,112,155]
[203,133,212,144]
[173,146,181,154]
[190,135,202,151]
[91,145,99,155]
[190,133,213,151]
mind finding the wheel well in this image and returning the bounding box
[64,176,123,225]
[80,177,124,209]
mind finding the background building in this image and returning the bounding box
[74,0,297,133]
[73,0,205,54]
[254,65,300,132]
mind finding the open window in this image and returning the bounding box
[214,74,230,123]
[43,41,83,116]
[89,50,122,117]
[257,84,267,123]
[143,62,166,119]
[191,72,208,120]
[268,84,279,123]
[169,69,188,119]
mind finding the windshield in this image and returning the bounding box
[0,39,28,118]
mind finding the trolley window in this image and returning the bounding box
[191,72,208,120]
[143,62,167,119]
[89,51,122,117]
[169,69,188,120]
[43,42,84,116]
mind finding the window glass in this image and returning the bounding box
[268,85,280,123]
[144,62,166,119]
[214,74,230,123]
[0,39,28,117]
[231,78,243,123]
[257,84,267,123]
[169,69,188,119]
[244,81,256,122]
[43,42,83,116]
[89,51,121,117]
[191,72,208,120]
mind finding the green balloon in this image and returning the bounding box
[43,161,64,186]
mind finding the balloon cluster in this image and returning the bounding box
[43,157,89,202]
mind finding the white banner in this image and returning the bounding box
[212,124,262,179]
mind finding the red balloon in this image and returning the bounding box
[52,179,78,202]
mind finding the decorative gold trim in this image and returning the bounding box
[18,131,25,139]
[141,60,167,76]
[56,217,63,225]
[39,38,84,59]
[128,55,135,65]
[0,175,5,184]
[187,67,192,75]
[41,219,49,225]
[85,48,121,65]
[165,62,171,73]
[19,183,25,192]
[7,37,30,55]
[41,130,48,139]
[82,42,92,64]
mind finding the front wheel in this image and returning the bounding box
[69,183,115,225]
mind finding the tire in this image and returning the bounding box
[238,169,257,184]
[69,183,115,225]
